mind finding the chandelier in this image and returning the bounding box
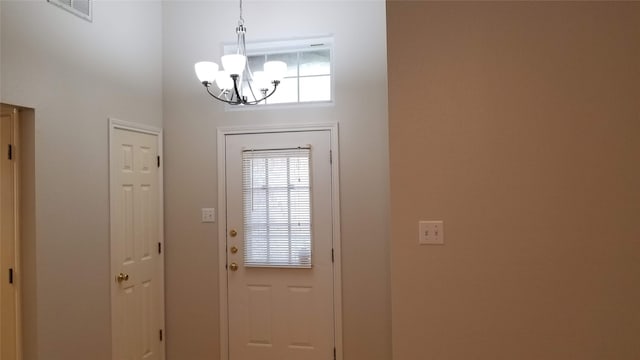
[194,0,287,105]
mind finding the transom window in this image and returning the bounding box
[225,37,333,107]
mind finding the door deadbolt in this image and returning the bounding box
[230,246,238,254]
[229,263,239,271]
[229,229,238,237]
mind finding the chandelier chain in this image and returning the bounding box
[238,0,245,25]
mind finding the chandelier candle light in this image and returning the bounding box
[194,0,287,105]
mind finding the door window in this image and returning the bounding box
[242,147,312,268]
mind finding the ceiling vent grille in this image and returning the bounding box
[48,0,92,22]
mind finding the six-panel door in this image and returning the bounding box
[110,126,164,360]
[225,130,335,360]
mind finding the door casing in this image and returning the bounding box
[217,123,343,360]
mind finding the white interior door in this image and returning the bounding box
[0,106,20,360]
[110,121,164,360]
[224,130,336,360]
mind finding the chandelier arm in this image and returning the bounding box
[236,31,242,55]
[231,75,244,103]
[241,30,248,61]
[246,78,259,102]
[259,81,280,102]
[242,82,280,105]
[204,83,241,105]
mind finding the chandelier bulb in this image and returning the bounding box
[194,61,219,84]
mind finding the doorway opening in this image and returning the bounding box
[0,103,35,360]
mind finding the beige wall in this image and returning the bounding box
[162,1,390,359]
[0,1,162,358]
[388,2,640,359]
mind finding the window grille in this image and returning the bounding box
[225,37,333,107]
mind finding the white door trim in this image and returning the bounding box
[108,118,165,359]
[217,123,343,360]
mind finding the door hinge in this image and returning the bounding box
[329,150,332,164]
[157,155,160,168]
[159,329,163,341]
[331,249,334,263]
[158,242,162,254]
[8,144,13,160]
[9,268,14,284]
[334,347,337,360]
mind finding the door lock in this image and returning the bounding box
[230,246,238,254]
[229,263,239,271]
[116,273,129,283]
[229,229,238,237]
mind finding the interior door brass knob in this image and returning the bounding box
[229,229,238,237]
[230,246,238,254]
[116,273,129,283]
[229,263,239,271]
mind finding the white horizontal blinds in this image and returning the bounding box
[243,147,312,268]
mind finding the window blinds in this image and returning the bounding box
[242,147,312,268]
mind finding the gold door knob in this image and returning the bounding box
[229,229,238,237]
[229,263,239,271]
[116,273,129,283]
[230,246,238,254]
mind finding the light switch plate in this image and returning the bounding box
[201,208,216,223]
[419,220,444,245]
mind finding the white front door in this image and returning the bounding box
[110,121,165,360]
[224,130,337,360]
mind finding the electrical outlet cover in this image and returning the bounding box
[419,220,444,245]
[201,208,216,223]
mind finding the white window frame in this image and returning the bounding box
[222,36,335,111]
